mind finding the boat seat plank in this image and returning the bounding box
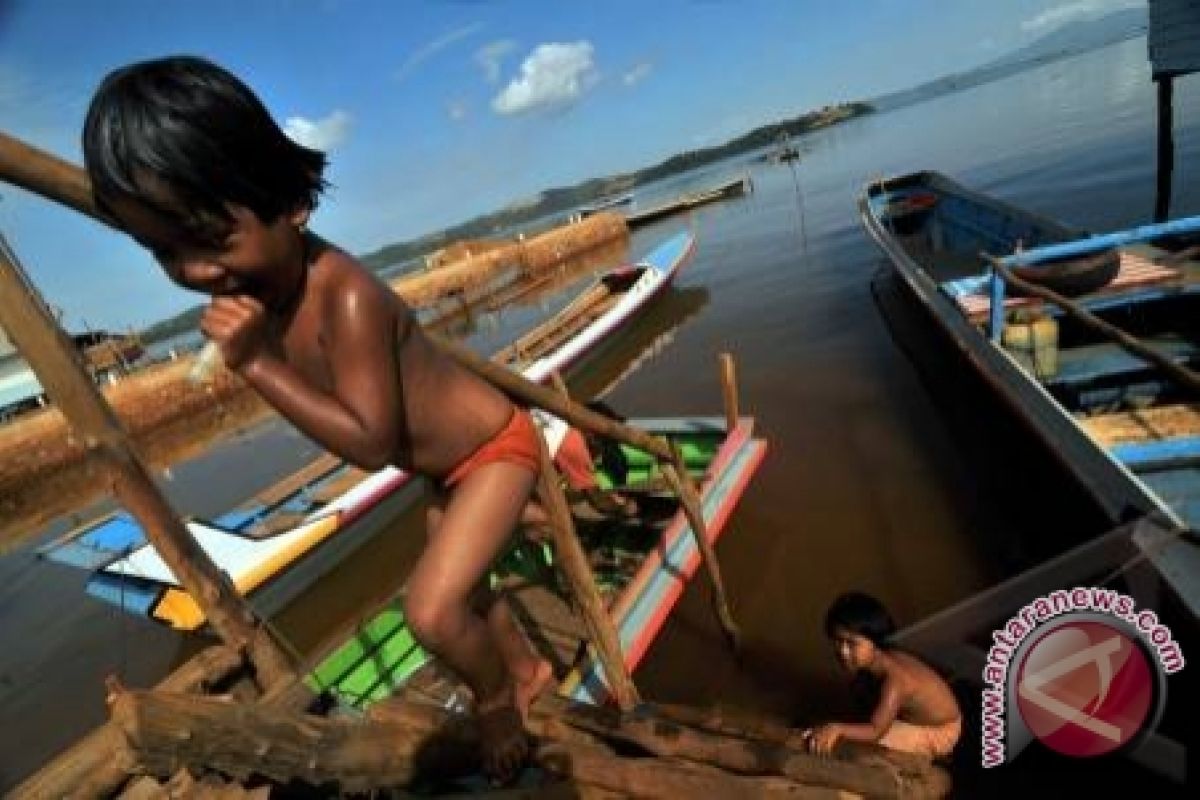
[947,251,1182,322]
[1048,338,1199,389]
[1080,403,1200,447]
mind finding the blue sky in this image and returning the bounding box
[0,0,1142,331]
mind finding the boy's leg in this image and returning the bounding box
[425,499,552,707]
[406,462,542,778]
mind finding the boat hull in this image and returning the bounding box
[859,171,1170,527]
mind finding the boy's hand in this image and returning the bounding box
[804,724,842,756]
[200,296,270,372]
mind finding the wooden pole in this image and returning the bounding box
[0,131,101,221]
[533,419,641,711]
[549,370,570,400]
[660,446,741,650]
[1154,75,1175,223]
[0,236,295,692]
[986,254,1200,396]
[719,352,739,434]
[434,335,675,460]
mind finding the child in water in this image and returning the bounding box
[805,592,961,759]
[82,56,551,780]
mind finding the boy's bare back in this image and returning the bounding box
[885,649,960,727]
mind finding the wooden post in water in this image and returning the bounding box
[1154,75,1175,223]
[719,351,739,434]
[0,132,295,689]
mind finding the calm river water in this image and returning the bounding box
[2,37,1197,793]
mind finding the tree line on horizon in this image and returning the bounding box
[139,101,872,343]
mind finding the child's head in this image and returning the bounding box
[824,591,895,673]
[83,56,327,266]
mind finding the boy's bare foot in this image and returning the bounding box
[513,658,554,722]
[476,696,529,784]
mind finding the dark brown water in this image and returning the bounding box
[3,38,1198,792]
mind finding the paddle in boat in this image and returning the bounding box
[860,170,1200,618]
[38,230,698,630]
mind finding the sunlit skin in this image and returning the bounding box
[804,627,961,756]
[108,196,552,779]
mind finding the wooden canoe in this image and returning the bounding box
[860,170,1200,618]
[307,415,767,710]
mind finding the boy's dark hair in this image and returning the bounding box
[83,55,327,239]
[824,591,896,646]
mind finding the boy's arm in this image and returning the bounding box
[834,675,904,743]
[807,676,902,754]
[222,276,403,470]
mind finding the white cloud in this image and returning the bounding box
[284,110,352,151]
[396,22,484,82]
[622,61,653,87]
[1021,0,1141,34]
[492,41,598,115]
[446,98,468,122]
[476,39,517,83]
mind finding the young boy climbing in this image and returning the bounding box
[82,55,551,779]
[805,592,961,759]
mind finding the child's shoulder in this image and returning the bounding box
[312,240,392,298]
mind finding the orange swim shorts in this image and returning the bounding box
[555,427,598,492]
[442,409,541,489]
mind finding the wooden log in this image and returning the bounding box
[116,776,165,800]
[986,255,1200,395]
[720,351,740,434]
[538,696,948,799]
[112,688,944,798]
[533,420,641,711]
[539,743,852,799]
[660,448,741,651]
[110,688,437,792]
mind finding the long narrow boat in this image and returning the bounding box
[626,176,752,228]
[307,414,767,711]
[494,229,694,376]
[860,170,1200,614]
[38,231,697,630]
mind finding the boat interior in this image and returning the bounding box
[868,172,1200,527]
[495,265,647,367]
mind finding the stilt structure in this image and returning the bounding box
[1148,0,1200,221]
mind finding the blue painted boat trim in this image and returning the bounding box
[87,572,159,616]
[38,513,146,569]
[1112,436,1200,468]
[643,230,692,273]
[569,436,759,704]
